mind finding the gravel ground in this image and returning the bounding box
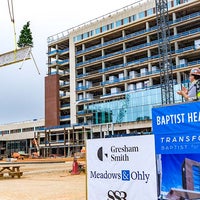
[0,161,86,200]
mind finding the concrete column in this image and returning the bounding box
[64,128,66,157]
[149,77,153,86]
[148,49,151,60]
[100,125,103,138]
[124,68,128,91]
[126,129,130,134]
[173,12,178,35]
[102,61,106,95]
[82,43,85,51]
[122,30,125,50]
[122,30,126,51]
[148,63,152,72]
[147,35,150,43]
[177,72,181,84]
[83,127,87,145]
[111,123,114,135]
[176,56,179,66]
[67,130,70,157]
[76,132,79,147]
[69,37,77,125]
[83,67,86,74]
[172,12,176,21]
[146,21,149,30]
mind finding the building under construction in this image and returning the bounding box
[1,0,200,157]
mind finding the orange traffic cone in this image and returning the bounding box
[71,158,80,175]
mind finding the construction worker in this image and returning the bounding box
[177,67,200,101]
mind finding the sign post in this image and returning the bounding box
[86,135,157,200]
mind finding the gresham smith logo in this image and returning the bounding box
[97,147,108,161]
[97,145,139,162]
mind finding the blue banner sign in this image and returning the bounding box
[152,101,200,135]
[155,133,200,154]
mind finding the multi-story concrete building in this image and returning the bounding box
[42,0,200,157]
[0,119,44,156]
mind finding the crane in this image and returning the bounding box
[155,0,175,105]
[0,0,40,74]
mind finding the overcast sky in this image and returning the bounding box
[0,0,140,124]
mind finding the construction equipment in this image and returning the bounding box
[155,0,174,104]
[0,0,40,74]
[32,137,40,157]
[12,151,29,160]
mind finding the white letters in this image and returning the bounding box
[187,112,200,123]
[156,113,185,125]
[156,112,200,125]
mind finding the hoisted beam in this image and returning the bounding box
[0,46,30,68]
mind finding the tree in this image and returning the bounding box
[17,21,33,48]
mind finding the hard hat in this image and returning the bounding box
[190,68,200,76]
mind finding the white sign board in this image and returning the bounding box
[86,135,157,200]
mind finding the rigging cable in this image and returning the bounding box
[7,0,17,59]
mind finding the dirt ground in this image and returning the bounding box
[0,159,86,200]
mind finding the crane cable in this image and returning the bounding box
[7,0,17,60]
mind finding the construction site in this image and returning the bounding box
[1,0,199,158]
[0,0,200,199]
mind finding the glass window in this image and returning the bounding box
[135,14,138,21]
[111,22,114,29]
[107,23,114,30]
[89,30,94,37]
[83,32,88,39]
[192,165,200,191]
[89,86,164,124]
[139,11,145,19]
[147,8,153,16]
[168,2,172,8]
[0,130,9,135]
[123,17,129,25]
[116,20,122,27]
[95,28,101,34]
[174,0,181,6]
[77,34,82,41]
[22,127,34,132]
[130,15,136,22]
[102,25,107,32]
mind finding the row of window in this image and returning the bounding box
[73,0,190,43]
[0,126,44,135]
[86,84,184,125]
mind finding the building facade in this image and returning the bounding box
[42,0,200,157]
[0,119,44,156]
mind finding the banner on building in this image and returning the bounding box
[86,135,157,200]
